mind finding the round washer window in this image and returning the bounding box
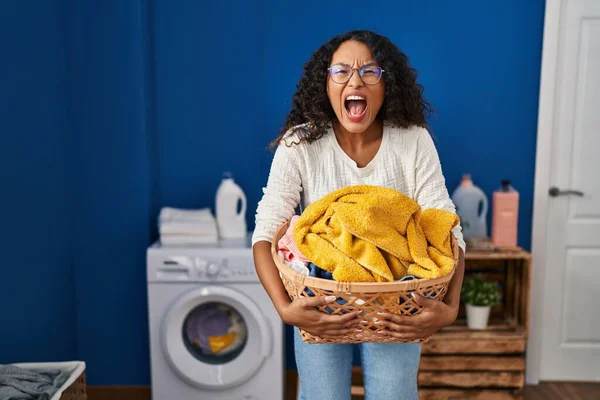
[182,302,248,365]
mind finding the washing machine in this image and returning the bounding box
[147,235,284,400]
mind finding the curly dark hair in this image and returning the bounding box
[270,30,433,149]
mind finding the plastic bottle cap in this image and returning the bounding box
[500,179,512,192]
[222,171,233,179]
[461,174,473,187]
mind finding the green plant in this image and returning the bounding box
[461,275,501,307]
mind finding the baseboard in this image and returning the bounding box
[87,386,151,400]
[286,370,298,400]
[88,371,301,400]
[87,372,299,400]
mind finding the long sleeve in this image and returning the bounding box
[251,142,303,246]
[413,128,466,253]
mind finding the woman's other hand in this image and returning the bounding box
[280,296,361,340]
[372,293,458,340]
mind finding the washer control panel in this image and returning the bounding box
[147,245,257,283]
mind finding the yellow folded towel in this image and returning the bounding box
[293,185,459,282]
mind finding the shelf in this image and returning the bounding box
[422,248,530,399]
[441,318,522,334]
[419,319,527,394]
[418,389,523,400]
[422,320,526,355]
[466,248,531,261]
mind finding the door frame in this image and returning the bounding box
[527,0,563,385]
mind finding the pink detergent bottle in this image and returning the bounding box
[491,180,519,248]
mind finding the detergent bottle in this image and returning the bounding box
[491,179,519,248]
[215,172,247,239]
[451,174,488,239]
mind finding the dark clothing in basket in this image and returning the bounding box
[308,263,333,280]
[306,263,346,313]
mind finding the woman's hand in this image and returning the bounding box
[372,293,458,340]
[280,296,361,340]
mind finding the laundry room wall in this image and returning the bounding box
[62,0,154,385]
[152,0,268,222]
[0,0,546,386]
[0,0,77,365]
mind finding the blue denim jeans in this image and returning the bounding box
[294,329,420,400]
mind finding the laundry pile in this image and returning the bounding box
[159,207,218,245]
[277,185,459,283]
[0,363,76,400]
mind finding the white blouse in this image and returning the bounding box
[251,122,465,253]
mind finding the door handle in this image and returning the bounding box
[549,187,584,197]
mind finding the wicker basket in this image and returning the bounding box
[271,221,458,344]
[60,370,87,400]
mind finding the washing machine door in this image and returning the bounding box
[161,285,272,389]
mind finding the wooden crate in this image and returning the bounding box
[418,249,532,400]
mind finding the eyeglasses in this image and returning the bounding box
[327,64,385,85]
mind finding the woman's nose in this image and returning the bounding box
[348,69,364,88]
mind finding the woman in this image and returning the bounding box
[252,30,465,400]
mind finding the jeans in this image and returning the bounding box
[294,329,421,400]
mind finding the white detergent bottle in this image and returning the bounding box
[215,172,247,239]
[451,174,488,239]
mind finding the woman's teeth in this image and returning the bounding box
[346,95,365,101]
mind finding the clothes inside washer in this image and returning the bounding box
[214,310,247,356]
[185,303,247,355]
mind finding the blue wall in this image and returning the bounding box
[0,0,545,385]
[63,0,153,384]
[0,0,76,363]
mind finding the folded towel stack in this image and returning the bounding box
[293,185,459,282]
[159,207,218,245]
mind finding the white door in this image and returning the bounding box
[536,0,600,382]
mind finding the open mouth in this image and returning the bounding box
[344,94,367,122]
